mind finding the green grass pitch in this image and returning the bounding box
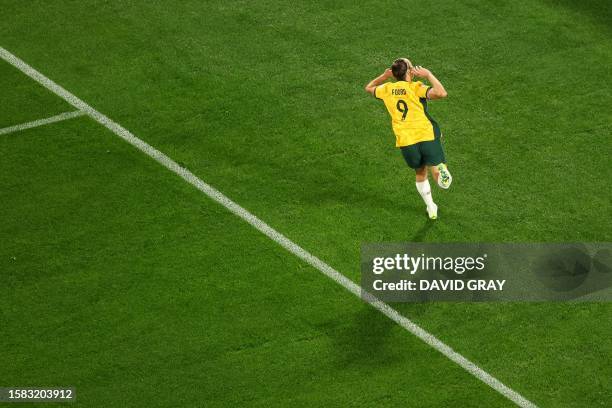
[1,0,610,406]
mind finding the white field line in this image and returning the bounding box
[0,110,84,135]
[0,46,537,408]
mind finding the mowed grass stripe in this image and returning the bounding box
[0,45,537,408]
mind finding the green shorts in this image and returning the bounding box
[400,128,446,169]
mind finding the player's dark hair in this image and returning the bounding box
[391,59,408,81]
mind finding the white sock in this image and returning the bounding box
[415,179,436,209]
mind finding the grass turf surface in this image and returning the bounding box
[1,0,611,406]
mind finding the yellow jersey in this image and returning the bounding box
[375,80,438,147]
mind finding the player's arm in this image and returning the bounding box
[411,66,448,100]
[365,68,393,97]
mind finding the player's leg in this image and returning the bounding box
[401,144,437,219]
[422,132,452,189]
[415,165,427,182]
[415,166,438,219]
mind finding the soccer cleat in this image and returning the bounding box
[427,203,438,220]
[436,163,452,189]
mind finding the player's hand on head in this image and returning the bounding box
[411,66,431,78]
[383,68,393,78]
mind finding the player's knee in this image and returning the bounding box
[415,166,427,181]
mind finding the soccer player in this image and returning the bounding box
[365,58,452,220]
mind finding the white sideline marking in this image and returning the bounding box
[0,46,537,408]
[0,110,84,135]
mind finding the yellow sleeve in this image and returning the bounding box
[414,81,430,99]
[375,83,388,100]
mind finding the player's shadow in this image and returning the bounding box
[327,301,436,370]
[327,305,397,369]
[410,219,435,242]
